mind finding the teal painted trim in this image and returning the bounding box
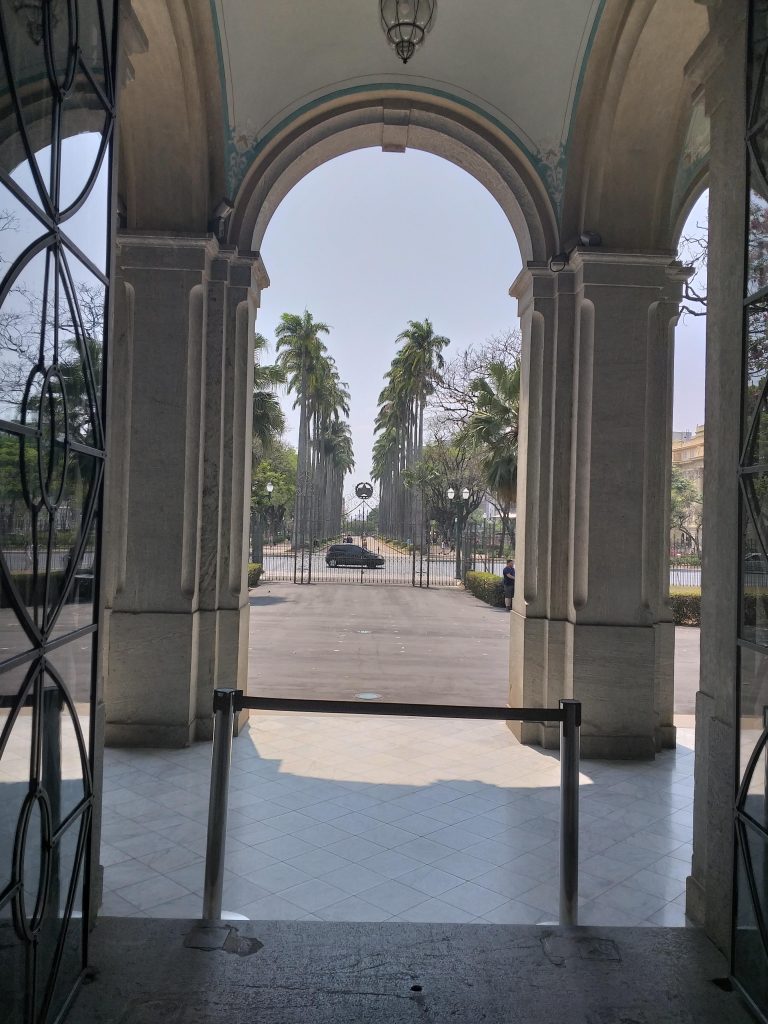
[224,82,555,209]
[563,0,607,162]
[209,3,608,220]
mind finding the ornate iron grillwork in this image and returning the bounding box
[735,4,768,1017]
[0,1,116,1021]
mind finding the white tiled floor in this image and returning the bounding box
[100,714,696,927]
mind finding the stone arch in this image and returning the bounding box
[117,0,225,234]
[229,91,558,265]
[561,0,710,251]
[672,174,709,251]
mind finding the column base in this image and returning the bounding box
[509,616,665,759]
[105,720,196,748]
[104,610,199,749]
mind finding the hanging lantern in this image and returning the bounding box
[380,0,437,64]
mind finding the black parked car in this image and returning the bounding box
[325,543,385,568]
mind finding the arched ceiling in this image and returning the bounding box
[212,0,605,208]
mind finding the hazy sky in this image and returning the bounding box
[256,149,707,487]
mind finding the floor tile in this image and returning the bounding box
[292,823,350,848]
[472,865,541,900]
[439,881,509,916]
[324,836,385,862]
[431,850,497,881]
[114,875,191,912]
[649,854,692,882]
[318,862,385,896]
[241,894,309,920]
[284,848,351,878]
[221,876,271,908]
[250,861,312,894]
[103,858,159,891]
[598,883,669,919]
[395,837,453,864]
[316,896,389,922]
[361,880,426,914]
[279,879,350,912]
[256,834,318,861]
[397,864,463,898]
[396,899,477,923]
[480,900,549,924]
[624,868,686,901]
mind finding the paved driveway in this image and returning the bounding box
[248,582,700,713]
[248,583,511,705]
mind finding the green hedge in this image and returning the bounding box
[464,570,505,607]
[670,586,700,626]
[0,570,68,608]
[247,562,263,587]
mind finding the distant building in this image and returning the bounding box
[671,424,704,550]
[672,424,704,494]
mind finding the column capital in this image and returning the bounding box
[116,232,219,273]
[116,233,270,296]
[569,249,690,301]
[509,262,556,316]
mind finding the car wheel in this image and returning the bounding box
[328,559,337,567]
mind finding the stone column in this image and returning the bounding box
[510,251,686,759]
[195,251,268,739]
[684,1,746,951]
[103,234,265,746]
[509,265,561,747]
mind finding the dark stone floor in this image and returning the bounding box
[74,919,755,1024]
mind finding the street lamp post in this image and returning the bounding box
[266,481,274,546]
[252,482,275,565]
[447,486,470,580]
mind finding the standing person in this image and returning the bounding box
[502,558,515,610]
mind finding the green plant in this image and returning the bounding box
[669,586,701,626]
[464,570,505,607]
[743,586,768,628]
[247,563,263,587]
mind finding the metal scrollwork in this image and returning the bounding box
[0,1,116,1020]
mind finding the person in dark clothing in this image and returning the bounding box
[502,558,515,610]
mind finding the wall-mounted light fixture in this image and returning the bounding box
[548,231,602,274]
[380,0,437,64]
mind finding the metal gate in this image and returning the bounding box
[0,3,116,1022]
[254,496,516,588]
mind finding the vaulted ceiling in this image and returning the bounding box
[212,0,603,199]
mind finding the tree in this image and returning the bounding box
[273,311,354,544]
[252,333,286,453]
[373,318,450,540]
[670,464,703,553]
[465,357,521,553]
[433,329,520,428]
[275,310,330,548]
[251,442,298,542]
[406,429,485,546]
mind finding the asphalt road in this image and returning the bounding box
[247,582,701,714]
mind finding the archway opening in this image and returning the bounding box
[671,189,708,732]
[248,147,523,708]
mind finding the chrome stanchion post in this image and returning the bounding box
[202,688,237,922]
[559,699,581,926]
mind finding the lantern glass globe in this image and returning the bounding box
[462,487,470,500]
[447,487,455,500]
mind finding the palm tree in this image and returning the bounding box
[252,333,286,452]
[275,311,330,549]
[466,357,521,552]
[396,318,450,454]
[373,319,450,540]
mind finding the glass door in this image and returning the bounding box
[735,3,768,1017]
[0,2,117,1021]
